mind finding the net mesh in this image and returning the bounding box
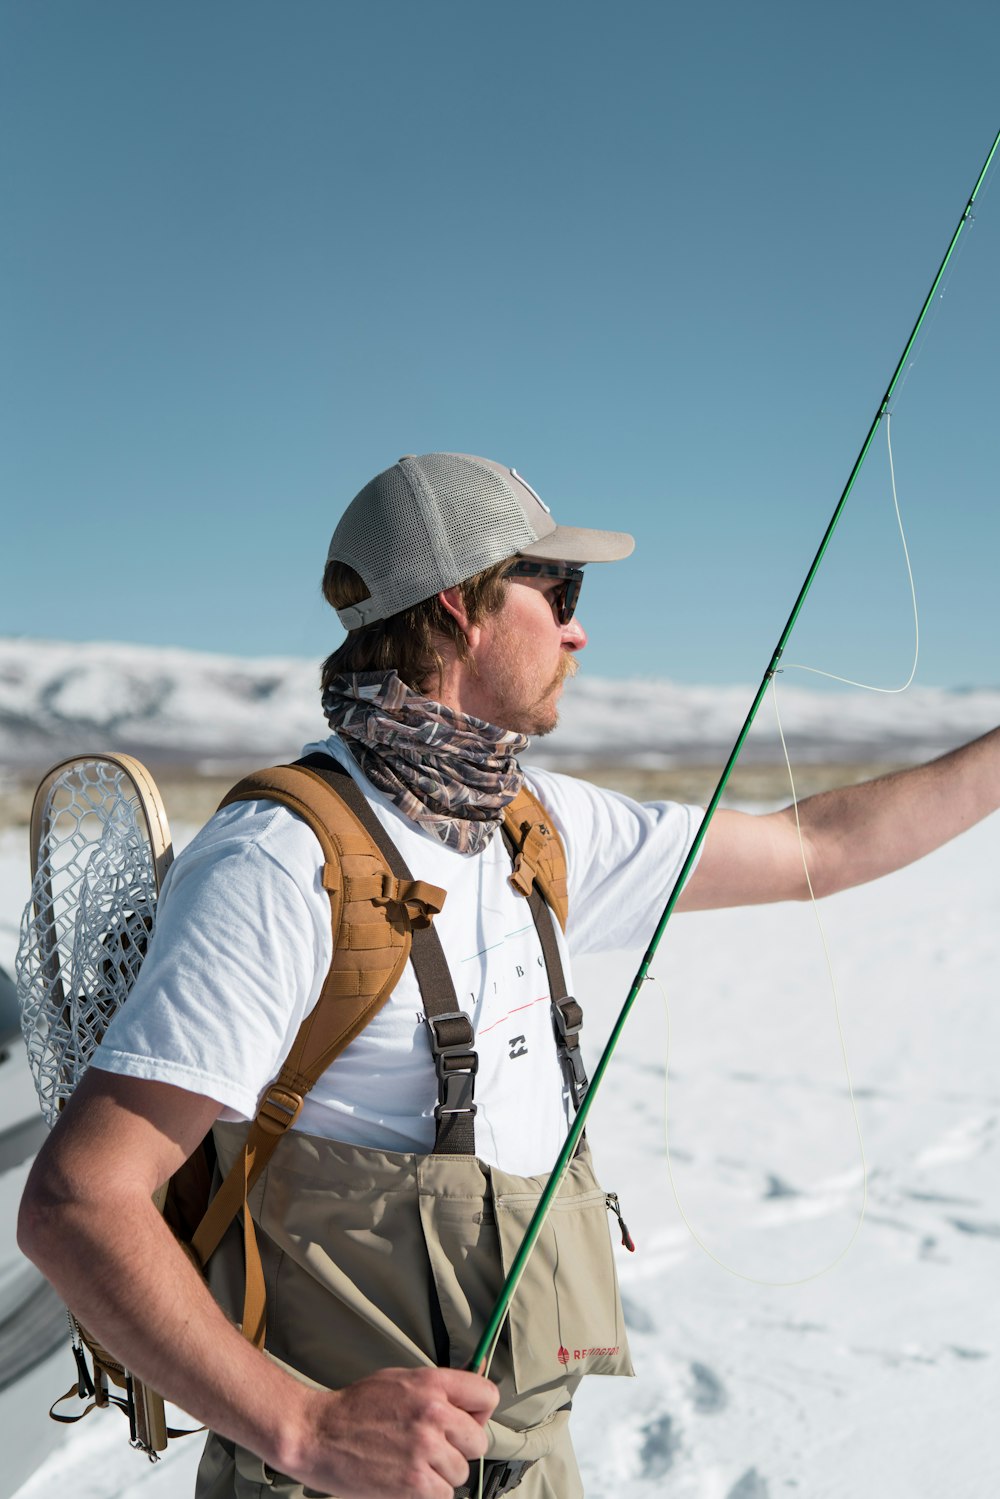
[15,759,164,1127]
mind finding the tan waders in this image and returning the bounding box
[196,1130,632,1498]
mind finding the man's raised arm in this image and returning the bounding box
[18,1069,497,1499]
[680,725,1000,911]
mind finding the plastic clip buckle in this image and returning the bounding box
[552,996,589,1097]
[552,995,583,1040]
[427,1011,478,1119]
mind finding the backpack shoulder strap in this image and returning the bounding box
[503,784,569,932]
[221,762,446,1083]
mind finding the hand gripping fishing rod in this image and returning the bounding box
[469,125,1000,1373]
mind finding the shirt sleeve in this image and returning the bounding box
[523,768,703,954]
[91,800,332,1121]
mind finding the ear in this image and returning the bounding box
[438,585,472,635]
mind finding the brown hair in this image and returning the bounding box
[320,560,511,695]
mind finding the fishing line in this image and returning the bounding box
[468,126,1000,1376]
[781,415,919,692]
[472,1327,508,1499]
[893,151,997,406]
[470,1305,518,1496]
[891,224,973,406]
[656,412,914,1281]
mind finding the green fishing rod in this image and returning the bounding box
[470,124,1000,1374]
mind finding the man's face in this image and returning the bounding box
[466,572,587,735]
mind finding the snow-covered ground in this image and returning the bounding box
[1,802,998,1496]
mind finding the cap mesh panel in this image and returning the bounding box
[330,454,535,618]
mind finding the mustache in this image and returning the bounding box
[556,653,580,685]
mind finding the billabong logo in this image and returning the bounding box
[556,1346,570,1366]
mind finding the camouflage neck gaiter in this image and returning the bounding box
[321,670,528,855]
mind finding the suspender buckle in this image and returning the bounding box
[427,1010,475,1058]
[427,1012,479,1118]
[434,1067,479,1119]
[552,995,590,1100]
[564,1045,590,1097]
[552,995,583,1040]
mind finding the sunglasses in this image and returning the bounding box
[504,560,584,625]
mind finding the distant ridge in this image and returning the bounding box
[2,637,998,772]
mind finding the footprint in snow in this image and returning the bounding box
[903,1189,979,1206]
[690,1360,727,1413]
[637,1411,679,1479]
[726,1468,771,1498]
[946,1217,1000,1239]
[763,1174,800,1200]
[620,1293,656,1335]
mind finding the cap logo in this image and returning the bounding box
[511,468,550,514]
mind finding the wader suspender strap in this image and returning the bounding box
[501,800,588,1110]
[528,878,587,1110]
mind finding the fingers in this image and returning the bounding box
[434,1366,500,1426]
[421,1372,498,1495]
[420,1424,478,1493]
[434,1404,491,1460]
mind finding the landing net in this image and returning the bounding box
[15,757,171,1126]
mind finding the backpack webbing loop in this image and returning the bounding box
[502,791,569,932]
[372,875,445,930]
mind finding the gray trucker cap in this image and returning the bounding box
[328,452,635,629]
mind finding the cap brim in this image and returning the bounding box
[518,524,635,564]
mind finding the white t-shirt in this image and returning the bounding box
[94,738,701,1175]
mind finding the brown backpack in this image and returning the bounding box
[60,755,577,1454]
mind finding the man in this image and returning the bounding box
[18,453,1000,1499]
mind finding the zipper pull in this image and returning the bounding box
[71,1338,95,1399]
[606,1191,635,1252]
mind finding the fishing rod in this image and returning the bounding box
[470,124,1000,1373]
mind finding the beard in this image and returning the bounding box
[496,650,579,738]
[533,651,579,736]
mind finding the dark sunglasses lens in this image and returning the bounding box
[558,574,582,624]
[506,561,583,623]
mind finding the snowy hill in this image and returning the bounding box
[2,637,999,772]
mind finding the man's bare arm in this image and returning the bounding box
[680,726,1000,911]
[18,1069,497,1499]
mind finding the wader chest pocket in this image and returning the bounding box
[490,1154,634,1394]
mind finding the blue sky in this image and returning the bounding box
[3,1,998,688]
